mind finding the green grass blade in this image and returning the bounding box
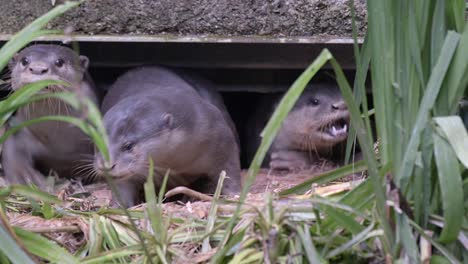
[15,227,80,264]
[0,1,82,70]
[212,49,332,263]
[433,132,464,243]
[202,171,225,252]
[0,80,64,125]
[398,31,460,189]
[279,160,366,196]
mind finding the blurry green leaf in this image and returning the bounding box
[397,214,420,264]
[430,255,451,264]
[447,21,468,112]
[15,227,79,264]
[88,215,104,256]
[321,206,364,235]
[410,220,462,264]
[296,224,324,264]
[399,31,460,189]
[230,248,262,264]
[0,225,34,264]
[445,0,465,32]
[10,185,62,204]
[325,222,375,258]
[431,0,446,69]
[433,132,464,243]
[0,80,64,126]
[41,202,54,219]
[213,49,332,263]
[80,246,142,264]
[0,1,82,70]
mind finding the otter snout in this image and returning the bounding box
[331,101,347,111]
[28,62,49,75]
[94,156,114,175]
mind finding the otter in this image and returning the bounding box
[247,83,349,172]
[2,44,100,189]
[94,66,241,207]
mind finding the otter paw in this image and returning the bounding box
[269,151,311,172]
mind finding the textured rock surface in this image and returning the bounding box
[0,0,367,37]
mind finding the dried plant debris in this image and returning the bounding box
[0,165,370,261]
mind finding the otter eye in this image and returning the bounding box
[20,57,29,67]
[54,58,64,68]
[121,142,134,152]
[309,98,320,106]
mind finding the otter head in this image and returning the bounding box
[94,97,178,182]
[9,44,89,92]
[279,83,349,152]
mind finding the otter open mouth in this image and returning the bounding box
[325,118,348,137]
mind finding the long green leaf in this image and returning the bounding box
[212,49,332,263]
[279,160,367,196]
[434,116,468,168]
[433,132,464,243]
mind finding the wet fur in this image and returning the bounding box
[2,44,99,189]
[246,83,350,171]
[95,66,241,207]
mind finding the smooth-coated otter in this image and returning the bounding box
[247,83,349,172]
[95,66,241,206]
[2,44,99,189]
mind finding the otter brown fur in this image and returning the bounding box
[2,44,99,189]
[94,66,241,207]
[247,83,349,171]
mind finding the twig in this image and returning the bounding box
[165,187,213,202]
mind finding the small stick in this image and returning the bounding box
[165,187,213,201]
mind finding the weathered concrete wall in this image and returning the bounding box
[0,0,367,37]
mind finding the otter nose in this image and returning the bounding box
[332,101,347,111]
[28,63,49,75]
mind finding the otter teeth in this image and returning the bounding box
[330,124,347,137]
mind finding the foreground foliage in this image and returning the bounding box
[0,0,467,263]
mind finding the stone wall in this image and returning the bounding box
[0,0,367,37]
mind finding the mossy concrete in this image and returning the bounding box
[0,0,367,37]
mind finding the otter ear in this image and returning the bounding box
[8,54,19,70]
[162,113,174,129]
[79,55,89,70]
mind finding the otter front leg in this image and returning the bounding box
[269,150,312,172]
[110,180,142,208]
[2,136,47,189]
